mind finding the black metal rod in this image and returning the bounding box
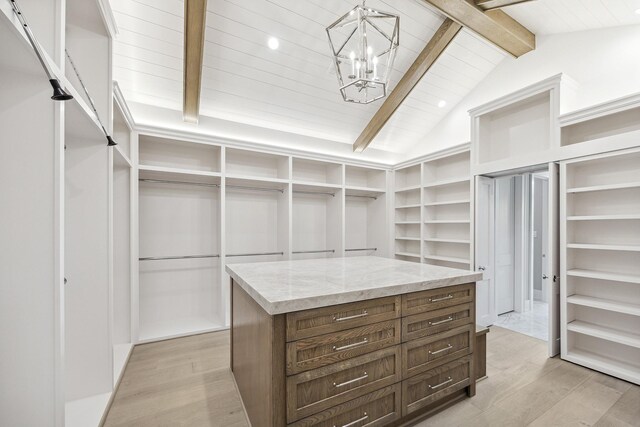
[10,0,72,101]
[139,254,220,261]
[345,248,377,252]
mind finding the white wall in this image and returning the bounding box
[406,24,640,159]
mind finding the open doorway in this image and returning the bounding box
[491,170,549,341]
[476,164,560,356]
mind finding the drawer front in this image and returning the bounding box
[289,384,401,427]
[402,284,474,316]
[402,355,472,416]
[402,303,472,342]
[286,319,401,375]
[402,324,474,378]
[286,297,402,342]
[286,346,402,423]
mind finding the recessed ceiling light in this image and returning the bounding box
[438,100,447,108]
[635,8,640,15]
[267,37,279,50]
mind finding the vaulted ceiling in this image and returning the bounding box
[110,0,640,154]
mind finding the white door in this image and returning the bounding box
[475,176,496,326]
[495,177,515,315]
[547,163,560,356]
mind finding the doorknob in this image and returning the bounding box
[542,274,548,280]
[478,266,486,271]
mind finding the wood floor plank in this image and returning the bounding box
[104,327,639,427]
[528,373,630,427]
[593,386,640,427]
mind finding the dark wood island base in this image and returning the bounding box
[231,280,478,427]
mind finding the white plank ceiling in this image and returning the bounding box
[110,0,640,154]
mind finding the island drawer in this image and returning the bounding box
[286,319,401,375]
[286,346,402,423]
[402,284,474,316]
[402,355,472,416]
[402,324,474,378]
[288,384,401,427]
[402,303,472,342]
[286,296,402,341]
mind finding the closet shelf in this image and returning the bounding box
[567,321,640,349]
[292,180,341,189]
[423,177,470,188]
[65,392,113,427]
[395,204,421,209]
[567,295,640,316]
[565,349,640,385]
[395,185,421,193]
[395,237,420,241]
[424,199,470,207]
[567,214,640,221]
[423,254,470,264]
[567,269,640,284]
[424,220,471,224]
[567,243,640,252]
[395,252,421,258]
[139,164,221,179]
[567,182,640,193]
[424,238,471,244]
[226,175,288,190]
[292,182,341,194]
[395,221,420,225]
[345,185,385,195]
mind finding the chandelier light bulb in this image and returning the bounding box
[372,56,379,79]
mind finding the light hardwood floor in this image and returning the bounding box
[103,327,640,427]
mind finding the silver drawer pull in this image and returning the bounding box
[428,376,452,390]
[335,413,368,427]
[428,316,453,326]
[333,338,369,352]
[333,310,368,322]
[429,294,453,303]
[428,344,453,355]
[333,372,368,388]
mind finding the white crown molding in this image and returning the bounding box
[113,81,135,130]
[97,0,119,38]
[135,124,395,170]
[394,143,471,170]
[559,91,640,127]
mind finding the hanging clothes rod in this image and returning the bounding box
[139,254,220,261]
[346,194,378,200]
[226,251,284,257]
[139,178,284,193]
[293,249,336,254]
[345,248,378,252]
[293,190,335,197]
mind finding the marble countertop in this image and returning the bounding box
[226,256,482,315]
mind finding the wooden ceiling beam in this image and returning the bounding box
[353,19,462,153]
[476,0,535,11]
[420,0,535,57]
[183,0,208,123]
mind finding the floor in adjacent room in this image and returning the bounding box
[494,300,549,341]
[103,327,640,427]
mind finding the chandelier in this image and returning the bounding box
[326,1,399,104]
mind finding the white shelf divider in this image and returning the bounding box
[566,269,640,284]
[567,243,640,252]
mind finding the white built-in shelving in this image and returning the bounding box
[393,146,473,268]
[422,149,472,269]
[135,137,391,340]
[561,146,640,385]
[394,164,422,262]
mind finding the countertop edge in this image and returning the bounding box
[226,265,482,316]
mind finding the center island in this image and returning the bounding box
[226,256,482,427]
